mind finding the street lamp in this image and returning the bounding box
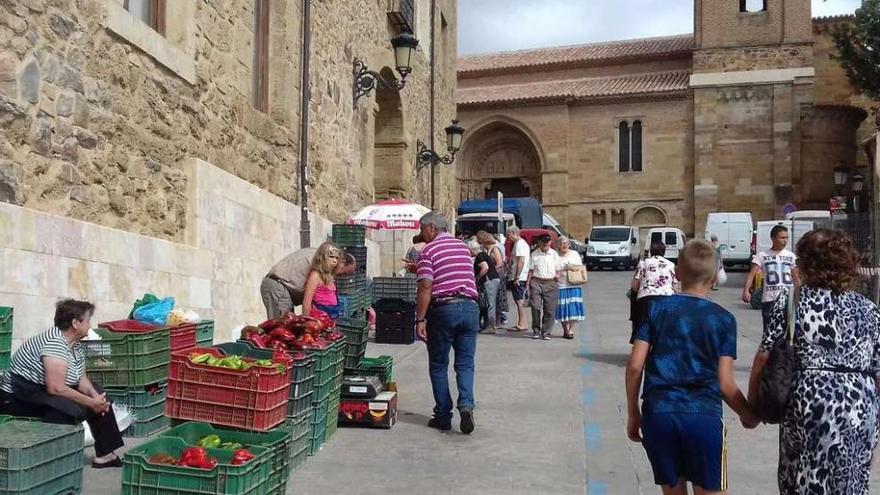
[353,32,420,106]
[851,170,867,254]
[852,171,866,194]
[834,165,851,188]
[416,120,466,171]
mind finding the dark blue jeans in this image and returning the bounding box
[426,299,479,419]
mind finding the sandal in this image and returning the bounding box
[92,455,123,469]
[563,332,574,340]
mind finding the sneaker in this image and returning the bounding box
[459,408,475,435]
[482,328,496,335]
[542,333,551,341]
[531,331,541,339]
[427,417,452,431]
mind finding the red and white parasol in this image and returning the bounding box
[347,199,430,230]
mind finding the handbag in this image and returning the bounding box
[567,265,588,286]
[755,288,799,424]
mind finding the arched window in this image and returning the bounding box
[618,121,630,173]
[618,120,644,173]
[631,120,643,172]
[740,0,767,13]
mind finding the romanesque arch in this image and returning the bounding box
[631,205,667,228]
[458,116,544,201]
[373,67,407,200]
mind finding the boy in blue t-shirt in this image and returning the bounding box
[625,239,758,495]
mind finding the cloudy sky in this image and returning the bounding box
[458,0,863,56]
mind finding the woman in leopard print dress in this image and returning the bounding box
[749,229,880,494]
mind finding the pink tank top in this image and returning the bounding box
[313,282,337,306]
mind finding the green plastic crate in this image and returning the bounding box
[83,327,170,388]
[0,420,83,494]
[1,466,82,495]
[324,394,340,441]
[287,389,313,418]
[331,224,365,247]
[346,356,393,384]
[288,411,310,459]
[121,437,270,495]
[126,415,170,438]
[0,308,11,337]
[161,422,290,495]
[290,444,309,471]
[0,355,9,373]
[106,383,167,421]
[196,321,214,346]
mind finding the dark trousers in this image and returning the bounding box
[426,299,479,419]
[761,302,775,332]
[8,375,124,457]
[529,279,559,334]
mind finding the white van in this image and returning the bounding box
[785,210,831,229]
[648,227,687,263]
[704,212,754,268]
[756,220,814,256]
[585,225,640,270]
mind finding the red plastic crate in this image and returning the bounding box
[168,323,197,352]
[166,348,291,431]
[164,396,287,432]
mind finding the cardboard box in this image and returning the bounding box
[338,391,397,429]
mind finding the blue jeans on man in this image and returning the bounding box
[426,299,479,422]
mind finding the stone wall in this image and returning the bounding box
[693,44,813,73]
[695,0,813,50]
[0,158,381,349]
[0,0,458,246]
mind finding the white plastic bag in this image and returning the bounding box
[716,267,728,286]
[83,403,132,448]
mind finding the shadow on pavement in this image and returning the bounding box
[396,409,433,427]
[578,352,631,368]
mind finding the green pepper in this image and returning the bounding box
[206,356,220,367]
[190,353,212,364]
[254,359,272,367]
[219,441,243,450]
[198,434,221,449]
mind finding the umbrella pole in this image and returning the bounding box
[393,231,397,277]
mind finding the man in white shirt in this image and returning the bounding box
[742,225,800,331]
[505,226,531,332]
[527,234,561,340]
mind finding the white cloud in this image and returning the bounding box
[458,0,863,56]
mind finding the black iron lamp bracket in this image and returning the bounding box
[416,139,456,171]
[353,58,408,106]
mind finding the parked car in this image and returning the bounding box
[647,227,687,263]
[585,225,640,270]
[704,212,754,268]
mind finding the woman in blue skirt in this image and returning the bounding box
[555,237,586,339]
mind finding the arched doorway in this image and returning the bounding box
[459,119,543,201]
[632,205,668,248]
[373,67,406,200]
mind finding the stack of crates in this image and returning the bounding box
[333,224,371,318]
[0,307,12,371]
[0,416,83,494]
[83,320,180,437]
[372,277,418,345]
[324,336,347,441]
[219,341,313,472]
[337,315,369,369]
[304,337,345,455]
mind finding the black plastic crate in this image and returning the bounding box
[371,277,418,302]
[343,246,368,271]
[375,321,415,345]
[375,300,416,345]
[332,225,365,247]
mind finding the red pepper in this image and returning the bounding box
[240,325,263,340]
[246,334,268,348]
[230,449,255,465]
[272,348,293,367]
[269,328,296,342]
[270,340,288,352]
[258,318,281,331]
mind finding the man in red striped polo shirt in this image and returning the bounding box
[414,211,479,434]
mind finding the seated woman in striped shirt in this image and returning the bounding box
[0,299,124,468]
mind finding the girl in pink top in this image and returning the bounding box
[302,242,341,320]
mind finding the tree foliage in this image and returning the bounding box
[832,0,880,101]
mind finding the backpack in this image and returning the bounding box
[754,288,799,424]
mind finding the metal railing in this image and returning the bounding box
[387,0,415,33]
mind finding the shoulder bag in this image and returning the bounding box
[566,260,588,286]
[755,288,799,424]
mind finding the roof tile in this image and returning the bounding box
[456,70,691,106]
[458,34,694,75]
